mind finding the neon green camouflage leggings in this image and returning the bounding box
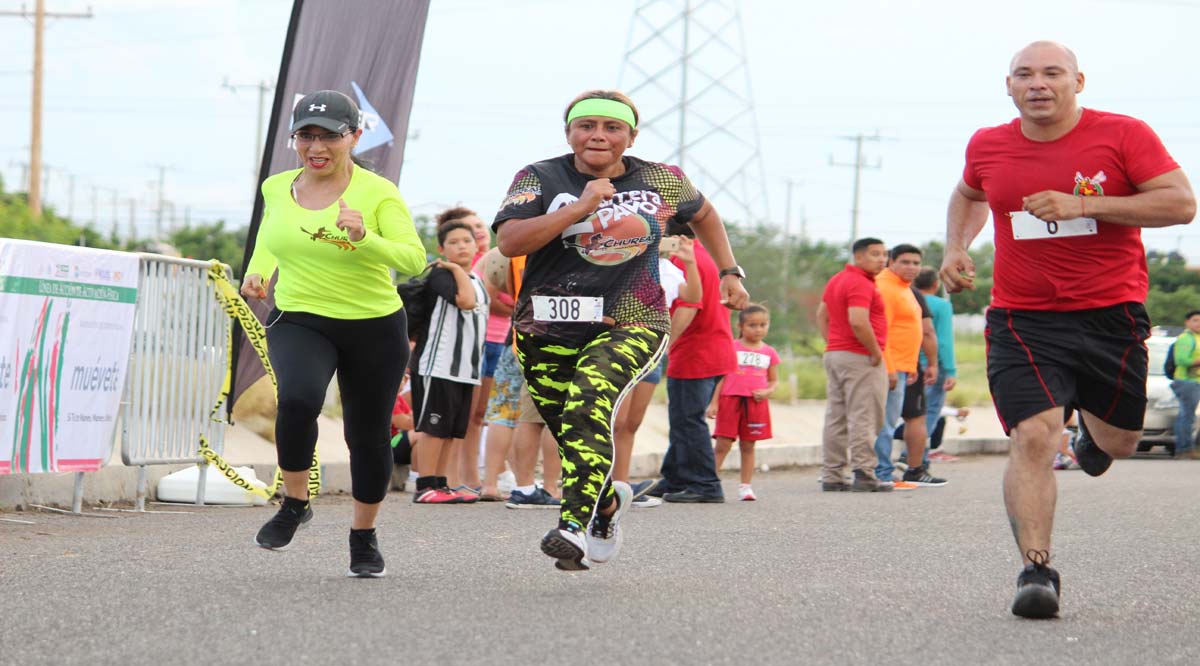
[516,326,665,530]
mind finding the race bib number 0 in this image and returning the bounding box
[1009,211,1097,240]
[532,296,604,323]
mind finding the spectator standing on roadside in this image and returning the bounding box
[915,267,959,465]
[410,222,490,504]
[816,238,890,492]
[707,304,779,501]
[1170,310,1200,459]
[613,234,702,507]
[652,220,741,504]
[874,244,944,489]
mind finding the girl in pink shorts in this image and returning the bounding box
[707,304,779,501]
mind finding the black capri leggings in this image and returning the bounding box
[266,309,408,504]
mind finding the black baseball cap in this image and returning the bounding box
[291,90,361,133]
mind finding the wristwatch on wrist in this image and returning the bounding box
[718,265,746,280]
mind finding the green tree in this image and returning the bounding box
[168,221,249,276]
[0,187,118,250]
[1147,251,1200,294]
[1146,285,1200,328]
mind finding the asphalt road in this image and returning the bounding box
[2,454,1198,666]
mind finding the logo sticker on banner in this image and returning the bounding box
[0,240,139,474]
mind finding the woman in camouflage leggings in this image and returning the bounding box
[493,89,748,570]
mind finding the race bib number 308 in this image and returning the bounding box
[532,295,604,323]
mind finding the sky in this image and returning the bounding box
[3,0,1200,258]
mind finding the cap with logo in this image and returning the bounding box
[292,90,362,133]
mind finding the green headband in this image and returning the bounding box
[566,98,637,129]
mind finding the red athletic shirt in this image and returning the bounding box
[964,108,1179,311]
[667,241,736,379]
[822,264,886,356]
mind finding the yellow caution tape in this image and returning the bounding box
[198,262,321,501]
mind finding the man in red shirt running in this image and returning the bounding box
[941,41,1196,619]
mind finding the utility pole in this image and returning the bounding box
[223,78,274,189]
[127,198,137,243]
[148,163,174,239]
[781,177,801,404]
[66,173,75,220]
[10,160,30,191]
[830,132,882,249]
[0,1,93,219]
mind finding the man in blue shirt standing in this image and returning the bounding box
[1170,310,1200,460]
[916,267,958,465]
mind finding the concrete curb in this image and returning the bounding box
[0,437,1012,509]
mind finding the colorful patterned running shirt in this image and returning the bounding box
[493,154,705,345]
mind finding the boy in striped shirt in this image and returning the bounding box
[410,221,491,503]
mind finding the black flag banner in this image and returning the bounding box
[230,0,431,412]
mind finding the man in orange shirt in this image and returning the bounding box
[873,244,944,488]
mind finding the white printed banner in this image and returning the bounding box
[0,240,139,474]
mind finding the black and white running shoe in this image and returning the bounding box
[586,481,632,565]
[541,525,589,571]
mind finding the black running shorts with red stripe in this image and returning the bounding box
[985,302,1150,435]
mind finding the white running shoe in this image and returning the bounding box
[541,526,589,571]
[585,481,632,565]
[737,484,757,501]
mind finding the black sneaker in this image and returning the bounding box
[662,490,725,503]
[541,525,589,571]
[1011,550,1061,619]
[821,481,850,492]
[254,496,313,550]
[902,466,948,487]
[1071,419,1113,477]
[347,528,387,578]
[505,486,561,509]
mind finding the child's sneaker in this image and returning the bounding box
[413,488,466,504]
[737,484,757,501]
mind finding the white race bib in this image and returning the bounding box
[532,295,604,323]
[1009,211,1097,240]
[737,351,770,370]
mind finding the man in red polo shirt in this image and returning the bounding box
[816,237,890,492]
[941,41,1196,619]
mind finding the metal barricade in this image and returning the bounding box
[120,254,231,510]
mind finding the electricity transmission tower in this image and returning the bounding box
[619,0,769,224]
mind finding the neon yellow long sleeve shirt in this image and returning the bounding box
[246,165,428,319]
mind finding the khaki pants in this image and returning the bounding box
[822,351,887,483]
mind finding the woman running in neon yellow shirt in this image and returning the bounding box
[241,90,426,577]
